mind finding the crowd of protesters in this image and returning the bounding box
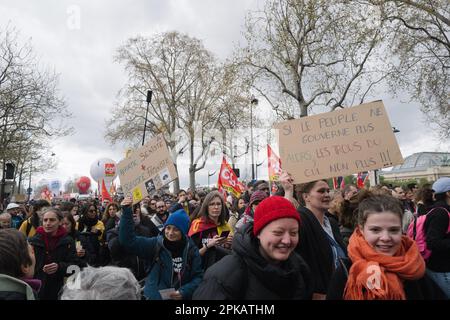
[0,175,449,300]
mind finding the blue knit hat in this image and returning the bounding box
[164,209,190,235]
[432,177,450,194]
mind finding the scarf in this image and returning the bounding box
[79,215,99,232]
[36,226,67,264]
[163,236,186,258]
[188,216,217,237]
[344,228,425,300]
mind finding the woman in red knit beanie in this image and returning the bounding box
[193,196,312,300]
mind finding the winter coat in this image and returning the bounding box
[119,206,203,300]
[193,223,313,300]
[0,274,38,300]
[76,219,105,266]
[327,258,447,300]
[18,217,37,238]
[296,206,347,295]
[107,224,151,281]
[28,231,81,300]
[424,201,450,272]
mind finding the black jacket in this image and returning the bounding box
[296,206,347,295]
[107,224,151,281]
[327,258,446,300]
[28,233,81,300]
[424,201,450,272]
[193,223,312,300]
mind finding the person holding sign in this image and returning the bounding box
[188,191,234,271]
[326,192,446,300]
[280,172,347,299]
[119,196,203,300]
[193,196,312,300]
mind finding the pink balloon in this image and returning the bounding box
[76,176,91,194]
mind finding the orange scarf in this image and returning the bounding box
[344,228,425,300]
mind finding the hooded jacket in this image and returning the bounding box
[0,274,38,300]
[193,223,312,300]
[119,205,203,300]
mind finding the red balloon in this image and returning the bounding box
[76,176,91,194]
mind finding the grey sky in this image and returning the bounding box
[1,0,448,192]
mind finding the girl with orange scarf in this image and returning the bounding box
[327,192,446,300]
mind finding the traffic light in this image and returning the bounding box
[5,163,15,179]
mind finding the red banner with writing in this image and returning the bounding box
[217,157,245,198]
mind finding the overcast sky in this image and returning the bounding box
[2,0,449,193]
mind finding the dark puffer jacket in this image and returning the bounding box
[193,223,313,300]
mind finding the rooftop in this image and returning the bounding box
[388,152,450,173]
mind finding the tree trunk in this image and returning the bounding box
[0,160,5,203]
[189,166,196,191]
[172,163,180,194]
[18,165,24,194]
[188,132,196,191]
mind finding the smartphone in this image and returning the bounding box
[220,230,230,238]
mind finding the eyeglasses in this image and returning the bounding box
[150,202,157,205]
[208,202,222,207]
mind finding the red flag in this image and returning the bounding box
[101,179,112,202]
[332,177,344,189]
[357,173,365,189]
[267,144,282,182]
[41,186,52,202]
[332,177,338,190]
[363,172,370,186]
[217,156,245,198]
[340,177,345,189]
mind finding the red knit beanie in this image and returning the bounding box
[253,196,300,236]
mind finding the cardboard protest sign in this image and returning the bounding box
[117,134,178,203]
[274,100,404,184]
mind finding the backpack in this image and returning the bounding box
[407,207,450,260]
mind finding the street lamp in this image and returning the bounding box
[373,127,400,186]
[255,160,264,180]
[142,90,153,146]
[250,98,258,181]
[207,170,216,187]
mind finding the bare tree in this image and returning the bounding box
[240,0,389,118]
[108,31,251,191]
[368,0,450,138]
[0,26,72,202]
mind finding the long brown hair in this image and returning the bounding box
[295,179,328,206]
[196,191,228,225]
